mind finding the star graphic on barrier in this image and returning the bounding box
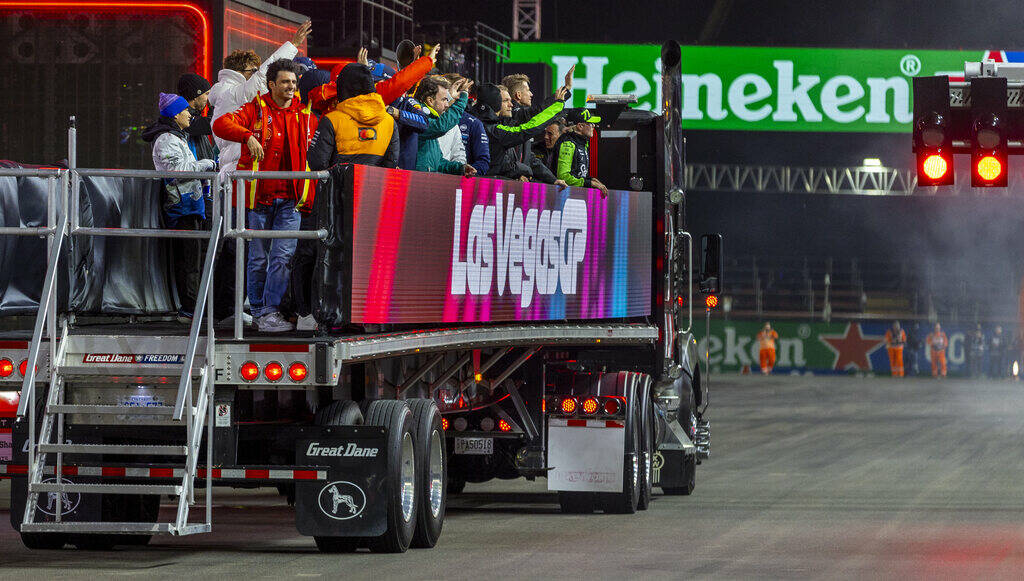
[819,323,885,371]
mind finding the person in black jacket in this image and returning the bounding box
[470,83,567,181]
[554,108,609,196]
[176,73,218,163]
[503,70,575,185]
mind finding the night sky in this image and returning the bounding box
[413,0,1024,49]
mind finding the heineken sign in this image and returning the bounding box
[508,43,982,133]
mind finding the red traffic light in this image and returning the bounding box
[921,154,949,181]
[975,155,1004,184]
[705,295,719,309]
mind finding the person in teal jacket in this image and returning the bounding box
[554,108,608,196]
[413,76,477,176]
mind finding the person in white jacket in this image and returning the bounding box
[142,93,217,322]
[209,20,311,174]
[437,123,467,166]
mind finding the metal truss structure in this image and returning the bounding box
[512,0,541,40]
[685,164,1014,196]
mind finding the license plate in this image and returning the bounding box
[454,437,493,455]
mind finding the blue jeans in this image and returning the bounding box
[247,199,300,318]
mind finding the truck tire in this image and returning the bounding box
[600,373,641,514]
[314,400,364,427]
[312,400,365,552]
[637,375,655,510]
[365,400,417,553]
[407,399,446,548]
[557,491,596,514]
[662,385,696,496]
[20,533,68,550]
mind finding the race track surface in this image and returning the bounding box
[3,374,1024,578]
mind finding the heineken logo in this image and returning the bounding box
[511,43,993,134]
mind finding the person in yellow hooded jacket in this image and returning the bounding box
[307,63,399,170]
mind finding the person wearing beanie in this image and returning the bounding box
[307,63,399,171]
[297,68,331,111]
[176,72,217,163]
[293,56,316,78]
[469,83,568,181]
[209,20,311,175]
[141,92,217,323]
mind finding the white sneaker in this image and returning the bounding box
[217,312,254,328]
[258,312,295,333]
[296,314,318,331]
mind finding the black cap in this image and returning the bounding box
[475,83,503,114]
[337,63,375,102]
[176,73,211,101]
[564,108,602,125]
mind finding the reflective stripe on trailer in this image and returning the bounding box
[0,464,327,480]
[548,418,625,428]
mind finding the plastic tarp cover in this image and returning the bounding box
[0,172,55,314]
[312,165,350,329]
[69,176,177,314]
[0,169,178,316]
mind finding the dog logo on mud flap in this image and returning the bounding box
[317,481,366,520]
[37,477,81,517]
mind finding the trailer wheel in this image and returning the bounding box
[20,533,68,550]
[314,400,364,427]
[637,375,655,510]
[558,491,596,514]
[408,399,446,548]
[600,373,641,514]
[312,400,366,552]
[365,400,417,553]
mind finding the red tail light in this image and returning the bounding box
[264,362,284,382]
[288,362,308,382]
[498,419,512,432]
[603,398,621,416]
[18,359,28,377]
[441,417,449,431]
[0,359,13,378]
[240,362,259,382]
[581,397,599,415]
[560,397,577,415]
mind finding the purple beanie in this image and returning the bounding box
[159,93,189,118]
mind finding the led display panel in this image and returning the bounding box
[348,166,652,324]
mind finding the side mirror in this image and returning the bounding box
[699,234,723,294]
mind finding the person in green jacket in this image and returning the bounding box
[554,108,608,196]
[414,76,477,176]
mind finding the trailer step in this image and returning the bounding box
[47,404,176,416]
[20,522,210,535]
[37,443,186,456]
[30,482,182,495]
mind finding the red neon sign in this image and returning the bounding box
[0,1,211,78]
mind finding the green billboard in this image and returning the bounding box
[508,42,981,133]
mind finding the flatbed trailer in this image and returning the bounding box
[0,41,714,553]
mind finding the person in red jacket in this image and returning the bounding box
[213,59,317,333]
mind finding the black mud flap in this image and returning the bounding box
[9,420,101,531]
[295,425,387,538]
[653,449,687,488]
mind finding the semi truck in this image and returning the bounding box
[0,40,714,553]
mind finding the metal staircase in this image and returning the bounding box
[16,160,222,538]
